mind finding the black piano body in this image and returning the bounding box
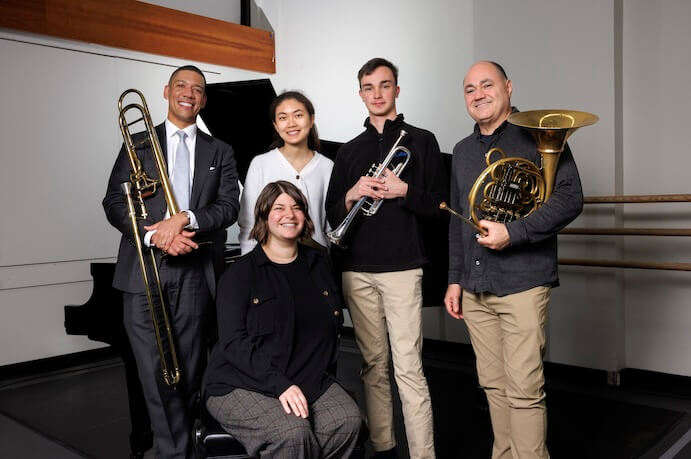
[64,79,449,458]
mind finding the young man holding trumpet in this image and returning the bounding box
[325,57,448,459]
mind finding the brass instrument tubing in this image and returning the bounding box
[439,202,487,235]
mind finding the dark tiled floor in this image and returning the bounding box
[1,337,691,459]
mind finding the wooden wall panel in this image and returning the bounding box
[0,0,275,73]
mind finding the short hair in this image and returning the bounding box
[357,57,399,87]
[488,61,508,80]
[268,91,321,151]
[249,181,315,246]
[168,65,206,91]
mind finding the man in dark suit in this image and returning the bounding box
[103,65,240,459]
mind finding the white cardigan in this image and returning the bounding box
[238,148,334,254]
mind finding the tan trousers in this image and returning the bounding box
[463,287,551,459]
[342,269,435,459]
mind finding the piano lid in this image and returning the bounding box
[199,79,277,184]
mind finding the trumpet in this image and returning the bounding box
[327,129,411,248]
[118,89,181,388]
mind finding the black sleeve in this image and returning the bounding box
[506,143,584,246]
[448,146,465,284]
[102,143,155,244]
[325,145,351,229]
[401,132,450,219]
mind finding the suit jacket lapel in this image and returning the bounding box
[191,131,212,207]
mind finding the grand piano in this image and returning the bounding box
[64,79,450,458]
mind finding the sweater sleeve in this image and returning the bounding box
[401,131,450,219]
[448,145,465,284]
[238,158,261,255]
[325,145,351,229]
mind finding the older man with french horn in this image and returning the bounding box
[444,61,594,459]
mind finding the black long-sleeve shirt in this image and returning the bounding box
[448,108,584,296]
[325,114,449,272]
[275,257,335,402]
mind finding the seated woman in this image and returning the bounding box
[204,181,361,458]
[238,91,333,254]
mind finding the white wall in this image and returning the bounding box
[2,0,691,377]
[622,0,691,376]
[258,0,474,154]
[458,0,623,372]
[0,30,265,366]
[137,0,242,23]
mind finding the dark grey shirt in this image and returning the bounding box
[448,110,583,296]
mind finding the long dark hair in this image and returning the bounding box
[250,181,315,246]
[268,91,320,151]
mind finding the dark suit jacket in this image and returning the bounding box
[103,123,240,294]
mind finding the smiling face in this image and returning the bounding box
[359,65,400,119]
[164,69,207,129]
[463,61,513,135]
[273,98,314,148]
[266,192,305,244]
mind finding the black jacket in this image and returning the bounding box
[325,114,449,272]
[204,244,344,398]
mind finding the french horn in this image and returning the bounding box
[442,110,598,229]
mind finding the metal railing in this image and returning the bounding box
[559,194,691,271]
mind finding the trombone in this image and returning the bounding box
[118,89,181,388]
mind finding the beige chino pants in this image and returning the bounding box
[463,286,551,459]
[342,269,435,459]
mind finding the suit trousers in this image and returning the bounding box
[123,255,213,459]
[462,286,551,459]
[206,383,362,458]
[342,269,435,459]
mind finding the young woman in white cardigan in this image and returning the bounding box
[238,91,333,254]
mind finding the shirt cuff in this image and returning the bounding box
[184,210,199,229]
[448,270,462,284]
[144,230,155,247]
